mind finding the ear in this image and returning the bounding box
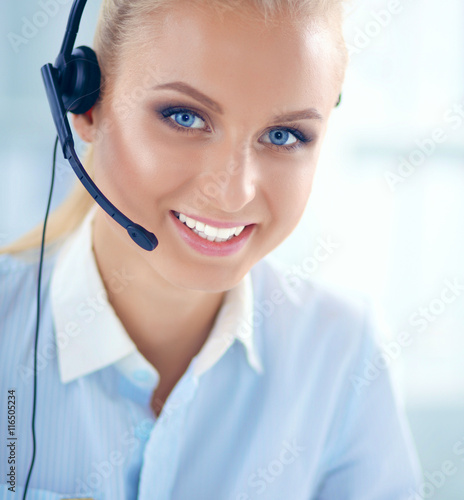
[71,106,97,143]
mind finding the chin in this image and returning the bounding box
[164,261,248,293]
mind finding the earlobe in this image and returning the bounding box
[71,106,96,143]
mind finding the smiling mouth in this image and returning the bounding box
[172,211,246,243]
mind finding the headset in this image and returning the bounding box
[40,0,159,252]
[24,0,342,495]
[23,0,159,497]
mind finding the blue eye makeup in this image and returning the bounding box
[157,104,312,151]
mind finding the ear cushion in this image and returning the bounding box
[62,45,101,115]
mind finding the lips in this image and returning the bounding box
[169,210,255,257]
[173,211,245,242]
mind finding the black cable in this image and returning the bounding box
[22,135,59,500]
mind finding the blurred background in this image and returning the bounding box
[1,0,463,497]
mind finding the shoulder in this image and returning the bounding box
[0,242,62,318]
[251,256,374,334]
[0,241,61,276]
[250,257,385,367]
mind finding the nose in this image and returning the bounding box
[195,141,257,214]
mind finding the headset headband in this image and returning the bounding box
[58,0,87,66]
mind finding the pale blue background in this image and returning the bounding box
[1,0,463,497]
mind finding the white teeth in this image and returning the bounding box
[203,224,218,238]
[174,211,247,242]
[185,217,196,229]
[217,227,232,239]
[192,228,234,242]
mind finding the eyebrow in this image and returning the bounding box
[153,81,323,123]
[154,81,224,114]
[270,108,323,124]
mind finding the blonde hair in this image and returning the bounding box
[1,0,348,255]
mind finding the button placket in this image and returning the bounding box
[138,375,198,500]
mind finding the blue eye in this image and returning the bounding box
[173,111,205,128]
[266,129,297,147]
[161,108,206,130]
[159,105,311,151]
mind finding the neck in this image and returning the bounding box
[92,212,226,378]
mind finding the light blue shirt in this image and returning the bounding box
[0,206,421,499]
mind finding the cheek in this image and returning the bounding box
[267,164,316,229]
[273,135,327,230]
[92,110,192,215]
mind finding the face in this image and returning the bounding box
[75,2,342,293]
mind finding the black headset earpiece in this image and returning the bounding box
[60,45,101,114]
[40,0,158,252]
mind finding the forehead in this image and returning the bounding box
[117,2,338,115]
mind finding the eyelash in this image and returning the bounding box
[157,105,312,152]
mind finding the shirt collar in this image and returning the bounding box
[50,205,262,385]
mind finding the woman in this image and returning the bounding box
[0,0,421,498]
